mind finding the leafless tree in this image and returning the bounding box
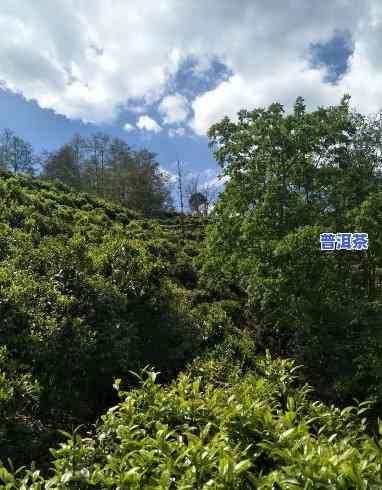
[176,160,185,214]
[185,173,217,214]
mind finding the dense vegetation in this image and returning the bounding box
[3,350,382,488]
[0,169,217,468]
[201,95,382,409]
[1,96,382,487]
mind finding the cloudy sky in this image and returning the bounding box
[0,0,381,195]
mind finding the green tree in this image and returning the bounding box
[82,132,111,196]
[0,129,35,175]
[201,96,382,406]
[41,134,174,216]
[43,144,81,189]
[108,149,174,216]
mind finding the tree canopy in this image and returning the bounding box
[201,95,382,406]
[42,134,174,216]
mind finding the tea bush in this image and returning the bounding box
[0,171,209,467]
[2,352,381,489]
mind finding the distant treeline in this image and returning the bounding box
[0,129,174,216]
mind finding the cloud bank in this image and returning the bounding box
[0,0,381,135]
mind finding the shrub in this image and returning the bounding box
[3,354,381,488]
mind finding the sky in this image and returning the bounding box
[0,0,381,199]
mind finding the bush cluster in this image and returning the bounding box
[2,350,381,488]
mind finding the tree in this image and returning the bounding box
[82,133,111,196]
[0,129,35,175]
[117,149,173,215]
[104,146,174,215]
[41,133,173,215]
[189,191,208,214]
[42,144,81,189]
[0,129,13,170]
[186,174,217,214]
[176,160,185,214]
[201,95,382,406]
[104,137,132,202]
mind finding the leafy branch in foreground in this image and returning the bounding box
[2,350,381,488]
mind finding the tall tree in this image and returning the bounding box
[116,149,173,215]
[0,129,13,170]
[43,144,81,189]
[42,132,173,215]
[82,133,111,196]
[201,96,382,405]
[0,129,35,175]
[105,137,132,202]
[176,160,185,214]
[186,174,217,214]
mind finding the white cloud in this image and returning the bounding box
[168,127,185,137]
[190,65,343,135]
[137,115,162,133]
[159,94,189,124]
[183,167,225,190]
[123,122,134,132]
[0,0,382,134]
[160,167,177,183]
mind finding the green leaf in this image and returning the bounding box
[234,460,252,474]
[61,471,73,483]
[0,466,14,484]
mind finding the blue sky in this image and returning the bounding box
[0,82,219,178]
[0,55,229,191]
[0,1,380,200]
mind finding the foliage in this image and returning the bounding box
[0,129,35,175]
[42,135,174,216]
[0,170,208,468]
[201,96,382,407]
[2,97,382,486]
[2,353,381,488]
[0,346,46,467]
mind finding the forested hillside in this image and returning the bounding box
[0,169,217,466]
[0,130,175,216]
[1,97,382,488]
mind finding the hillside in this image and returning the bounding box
[0,170,381,487]
[0,170,222,466]
[3,93,382,488]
